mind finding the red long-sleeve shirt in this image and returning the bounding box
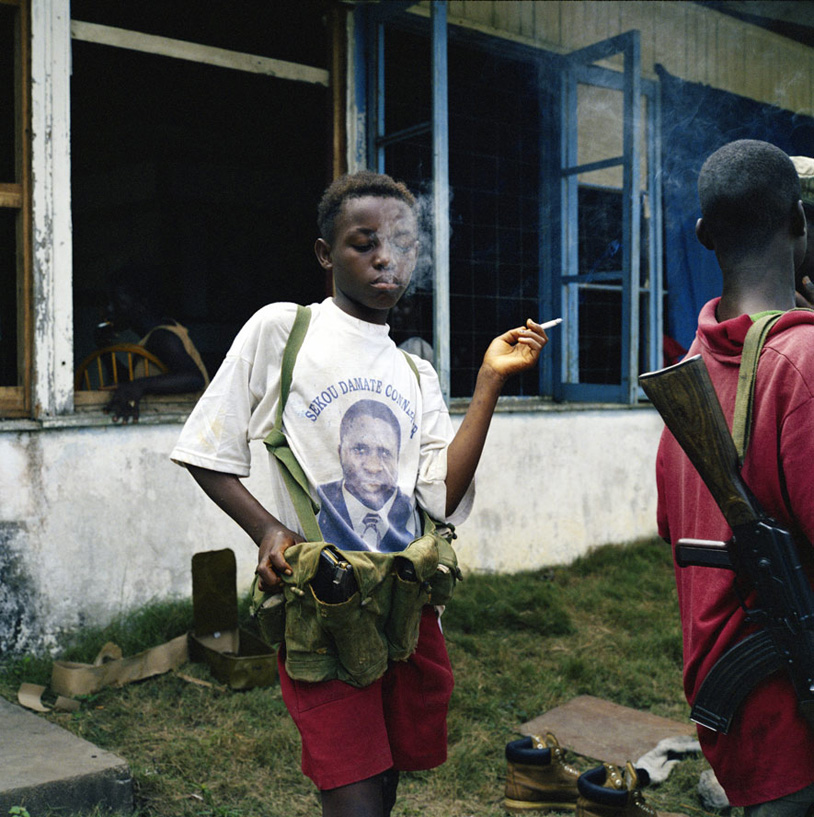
[656,298,814,805]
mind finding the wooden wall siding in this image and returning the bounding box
[417,1,814,116]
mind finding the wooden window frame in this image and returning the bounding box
[0,0,31,418]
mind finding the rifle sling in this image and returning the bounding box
[732,312,782,467]
[732,308,814,465]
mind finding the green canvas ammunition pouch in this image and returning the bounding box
[250,513,459,687]
[249,305,462,688]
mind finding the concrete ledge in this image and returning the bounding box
[0,696,133,815]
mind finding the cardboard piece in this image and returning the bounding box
[188,548,277,690]
[520,695,696,768]
[51,635,189,698]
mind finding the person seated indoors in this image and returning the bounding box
[95,268,209,423]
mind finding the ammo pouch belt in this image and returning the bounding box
[251,514,460,687]
[250,304,462,688]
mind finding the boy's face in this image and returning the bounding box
[315,195,418,324]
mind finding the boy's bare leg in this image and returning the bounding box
[381,769,399,816]
[320,773,386,817]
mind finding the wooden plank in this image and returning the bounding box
[682,4,702,85]
[18,0,31,415]
[70,20,330,86]
[700,9,716,86]
[493,0,523,36]
[620,0,653,72]
[785,44,814,115]
[460,0,492,27]
[571,0,595,46]
[329,3,346,178]
[0,183,22,208]
[0,387,27,417]
[717,16,745,95]
[518,1,535,40]
[521,695,695,768]
[533,1,561,47]
[447,0,466,22]
[741,26,768,103]
[652,1,687,79]
[558,0,580,48]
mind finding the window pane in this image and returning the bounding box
[71,39,329,378]
[0,4,15,182]
[383,30,543,398]
[70,0,329,70]
[0,208,18,386]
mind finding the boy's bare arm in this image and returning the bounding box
[186,464,302,589]
[445,319,548,515]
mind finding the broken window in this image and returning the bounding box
[0,0,30,417]
[70,0,332,409]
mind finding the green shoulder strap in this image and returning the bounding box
[732,312,783,466]
[263,310,423,542]
[732,309,814,465]
[263,305,322,542]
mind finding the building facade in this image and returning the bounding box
[2,0,812,652]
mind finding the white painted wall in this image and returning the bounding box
[0,407,664,653]
[2,2,666,654]
[455,406,664,572]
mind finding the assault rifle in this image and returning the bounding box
[639,354,814,734]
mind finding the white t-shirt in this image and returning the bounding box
[171,298,473,551]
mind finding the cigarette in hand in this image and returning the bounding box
[539,318,563,330]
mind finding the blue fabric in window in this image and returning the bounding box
[655,65,814,351]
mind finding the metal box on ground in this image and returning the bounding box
[189,548,278,690]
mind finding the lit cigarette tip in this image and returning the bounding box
[539,318,563,330]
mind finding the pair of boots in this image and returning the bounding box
[504,733,656,817]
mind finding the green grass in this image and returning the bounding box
[0,538,732,817]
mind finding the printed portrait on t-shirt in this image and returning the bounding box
[316,399,418,552]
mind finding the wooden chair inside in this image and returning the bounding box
[75,344,169,391]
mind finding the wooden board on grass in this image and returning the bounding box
[520,694,696,768]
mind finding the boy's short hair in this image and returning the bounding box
[317,170,416,244]
[697,139,801,261]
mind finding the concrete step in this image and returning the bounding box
[0,695,133,815]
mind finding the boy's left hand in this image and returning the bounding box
[482,319,549,381]
[106,380,145,423]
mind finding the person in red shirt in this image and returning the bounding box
[655,139,814,814]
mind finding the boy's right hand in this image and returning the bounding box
[256,526,304,591]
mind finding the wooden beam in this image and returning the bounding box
[70,20,330,87]
[19,0,32,413]
[0,183,22,208]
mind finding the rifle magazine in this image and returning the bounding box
[691,629,784,734]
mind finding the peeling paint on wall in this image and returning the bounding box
[0,522,40,654]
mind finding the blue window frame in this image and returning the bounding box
[354,5,662,405]
[555,31,663,403]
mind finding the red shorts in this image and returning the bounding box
[277,606,455,791]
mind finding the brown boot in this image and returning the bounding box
[576,762,657,817]
[504,732,581,813]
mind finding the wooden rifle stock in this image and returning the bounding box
[640,354,814,734]
[639,355,758,529]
